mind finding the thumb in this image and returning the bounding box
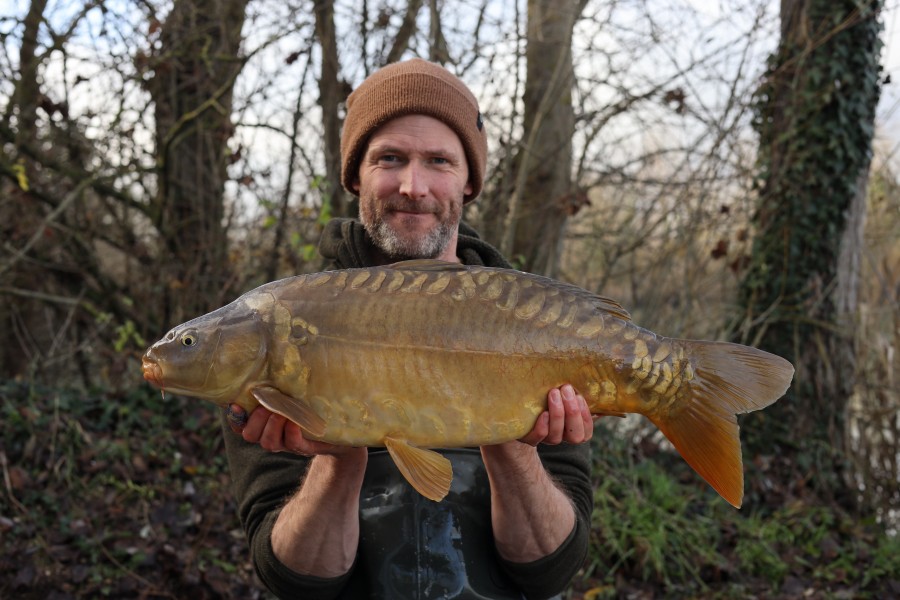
[225,404,249,433]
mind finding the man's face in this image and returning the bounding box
[354,114,472,263]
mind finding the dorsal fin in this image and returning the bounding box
[387,260,632,321]
[511,270,632,321]
[388,259,468,271]
[550,280,632,321]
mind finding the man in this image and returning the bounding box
[223,58,594,599]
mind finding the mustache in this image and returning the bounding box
[381,199,437,214]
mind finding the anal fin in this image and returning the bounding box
[384,437,453,502]
[251,385,327,438]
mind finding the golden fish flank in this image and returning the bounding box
[141,259,794,506]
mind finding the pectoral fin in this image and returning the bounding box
[251,385,327,438]
[384,437,453,502]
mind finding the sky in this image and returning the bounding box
[5,0,899,174]
[877,1,900,166]
[683,0,900,167]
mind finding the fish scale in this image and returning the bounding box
[142,259,794,506]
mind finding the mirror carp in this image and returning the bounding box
[142,260,794,506]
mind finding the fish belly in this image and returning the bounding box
[296,341,600,447]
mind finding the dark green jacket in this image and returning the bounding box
[222,219,592,599]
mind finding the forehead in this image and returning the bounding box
[366,114,464,155]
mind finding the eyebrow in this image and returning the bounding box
[367,143,462,160]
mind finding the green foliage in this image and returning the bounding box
[731,503,900,594]
[576,430,900,598]
[12,158,28,191]
[5,381,899,597]
[289,231,320,263]
[865,533,900,587]
[586,437,721,589]
[738,0,885,504]
[113,319,146,352]
[744,0,883,338]
[284,183,332,263]
[733,504,845,581]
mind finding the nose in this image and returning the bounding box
[398,162,428,199]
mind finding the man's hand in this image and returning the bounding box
[225,404,353,457]
[480,384,593,563]
[518,384,594,447]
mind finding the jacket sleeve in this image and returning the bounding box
[220,416,354,599]
[497,442,593,599]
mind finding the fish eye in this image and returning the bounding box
[181,332,198,347]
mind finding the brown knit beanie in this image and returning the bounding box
[341,58,487,203]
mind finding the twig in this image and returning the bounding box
[0,450,29,515]
[97,541,179,600]
[0,285,83,305]
[0,174,98,278]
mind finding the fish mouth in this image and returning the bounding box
[141,356,164,389]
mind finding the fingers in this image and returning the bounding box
[557,384,592,444]
[518,412,549,446]
[237,405,271,443]
[283,420,308,452]
[565,384,594,443]
[520,385,594,447]
[258,413,290,452]
[545,387,566,444]
[226,404,292,452]
[225,404,248,433]
[225,403,348,457]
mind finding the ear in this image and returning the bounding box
[464,180,473,196]
[351,178,360,192]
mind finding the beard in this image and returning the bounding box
[360,195,462,260]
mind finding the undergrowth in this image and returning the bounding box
[0,380,268,599]
[2,381,898,598]
[575,428,900,599]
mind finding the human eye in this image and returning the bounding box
[376,152,402,165]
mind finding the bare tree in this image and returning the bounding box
[1,1,155,383]
[480,0,587,276]
[313,0,349,218]
[0,0,252,384]
[147,0,250,325]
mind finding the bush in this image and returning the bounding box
[574,426,900,599]
[0,380,269,598]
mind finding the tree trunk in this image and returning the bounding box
[739,0,883,510]
[148,0,249,325]
[314,0,349,219]
[428,0,450,64]
[491,0,585,276]
[0,0,49,379]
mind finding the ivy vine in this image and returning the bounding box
[742,0,883,352]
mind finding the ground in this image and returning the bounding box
[1,381,897,598]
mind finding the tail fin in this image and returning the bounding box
[646,341,794,508]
